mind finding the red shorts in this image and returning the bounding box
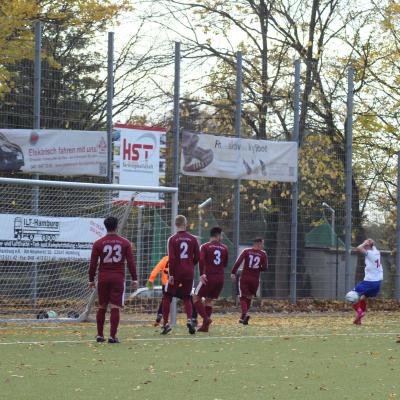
[239,275,260,297]
[165,273,193,297]
[194,275,224,299]
[98,274,125,307]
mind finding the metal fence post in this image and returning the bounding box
[290,59,301,304]
[233,51,242,260]
[395,151,400,300]
[32,20,42,307]
[345,66,354,294]
[107,32,114,184]
[171,42,181,327]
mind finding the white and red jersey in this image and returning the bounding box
[364,246,383,282]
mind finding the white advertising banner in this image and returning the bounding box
[0,129,107,176]
[181,130,298,182]
[0,214,106,262]
[113,124,165,204]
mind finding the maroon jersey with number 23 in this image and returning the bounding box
[89,233,137,282]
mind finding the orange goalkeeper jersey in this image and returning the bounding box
[148,256,169,286]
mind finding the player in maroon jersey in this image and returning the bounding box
[88,216,138,343]
[161,214,200,335]
[193,227,228,332]
[231,237,268,325]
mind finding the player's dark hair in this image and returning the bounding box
[253,237,264,244]
[210,226,222,237]
[104,216,118,232]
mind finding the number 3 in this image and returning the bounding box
[214,250,221,265]
[103,244,122,263]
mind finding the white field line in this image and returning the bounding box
[0,331,399,346]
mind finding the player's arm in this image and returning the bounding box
[126,242,138,290]
[231,250,245,281]
[193,237,200,266]
[223,246,229,269]
[88,242,100,288]
[199,245,207,284]
[147,256,167,288]
[355,240,369,255]
[260,253,268,271]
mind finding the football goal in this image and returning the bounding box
[0,177,177,323]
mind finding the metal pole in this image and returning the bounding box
[290,59,301,304]
[171,43,180,326]
[233,51,242,261]
[345,66,354,294]
[170,191,179,326]
[395,151,400,300]
[32,20,42,308]
[173,42,181,188]
[137,205,144,285]
[107,32,114,184]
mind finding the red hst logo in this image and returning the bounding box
[122,139,154,161]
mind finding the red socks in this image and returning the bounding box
[194,299,207,320]
[240,296,248,317]
[205,305,212,318]
[96,308,106,337]
[110,308,120,339]
[183,297,193,320]
[162,294,172,325]
[359,299,366,311]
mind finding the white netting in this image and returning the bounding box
[0,179,176,322]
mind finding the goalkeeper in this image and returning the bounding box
[146,256,198,326]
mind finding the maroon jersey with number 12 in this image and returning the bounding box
[89,233,137,282]
[231,248,268,278]
[167,230,200,279]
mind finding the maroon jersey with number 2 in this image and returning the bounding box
[167,230,200,296]
[89,233,137,307]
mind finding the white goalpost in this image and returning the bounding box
[0,177,177,323]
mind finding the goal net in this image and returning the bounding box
[0,177,177,323]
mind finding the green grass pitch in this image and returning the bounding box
[1,312,399,400]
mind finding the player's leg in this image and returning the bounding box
[239,277,249,322]
[198,276,223,332]
[182,278,196,334]
[96,279,109,342]
[193,281,209,325]
[154,285,165,326]
[240,278,257,325]
[190,295,198,326]
[108,278,125,343]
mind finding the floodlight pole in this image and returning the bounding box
[198,197,212,241]
[322,202,336,247]
[395,152,400,300]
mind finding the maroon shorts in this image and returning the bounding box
[239,275,260,297]
[165,273,193,297]
[194,275,224,299]
[98,274,125,307]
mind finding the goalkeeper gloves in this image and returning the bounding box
[146,281,154,290]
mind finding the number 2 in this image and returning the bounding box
[103,244,122,263]
[180,242,189,259]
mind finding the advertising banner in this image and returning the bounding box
[181,130,297,182]
[0,214,106,262]
[0,129,107,176]
[113,124,166,204]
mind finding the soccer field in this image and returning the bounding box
[1,312,399,400]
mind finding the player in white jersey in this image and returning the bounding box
[348,238,383,325]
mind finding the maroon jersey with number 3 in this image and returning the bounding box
[231,248,268,279]
[167,231,200,279]
[89,233,137,282]
[199,241,229,276]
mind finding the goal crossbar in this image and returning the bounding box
[0,177,178,323]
